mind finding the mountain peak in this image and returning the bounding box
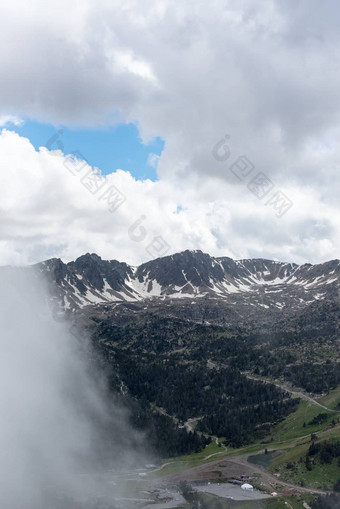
[75,253,102,264]
[35,250,340,315]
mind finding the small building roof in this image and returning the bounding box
[241,483,254,490]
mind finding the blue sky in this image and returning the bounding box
[5,119,164,180]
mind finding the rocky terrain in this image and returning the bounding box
[32,250,340,328]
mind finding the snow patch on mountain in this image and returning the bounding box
[34,250,340,312]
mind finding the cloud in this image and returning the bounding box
[0,114,24,127]
[0,129,340,266]
[0,268,146,507]
[147,152,160,169]
[0,1,340,264]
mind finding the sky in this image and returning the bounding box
[4,119,164,180]
[1,0,340,266]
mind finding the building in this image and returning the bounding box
[241,483,254,491]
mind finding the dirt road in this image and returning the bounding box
[244,373,340,413]
[207,359,339,413]
[216,454,330,496]
[152,453,330,497]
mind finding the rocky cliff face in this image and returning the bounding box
[33,251,340,321]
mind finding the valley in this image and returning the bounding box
[31,250,340,506]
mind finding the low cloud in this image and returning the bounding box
[0,268,146,508]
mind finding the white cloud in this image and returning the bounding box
[0,269,146,507]
[0,115,23,127]
[0,1,340,264]
[113,49,158,83]
[147,152,160,169]
[0,129,340,266]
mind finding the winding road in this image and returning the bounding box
[244,372,340,413]
[208,359,339,413]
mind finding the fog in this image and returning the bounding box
[0,268,146,508]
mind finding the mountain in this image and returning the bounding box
[34,250,340,323]
[30,249,340,493]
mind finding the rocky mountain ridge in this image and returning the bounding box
[34,250,340,315]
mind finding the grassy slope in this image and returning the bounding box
[153,441,227,476]
[227,402,340,459]
[158,395,340,472]
[146,389,340,508]
[317,386,340,410]
[227,393,340,489]
[245,391,340,490]
[270,399,339,442]
[270,444,340,490]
